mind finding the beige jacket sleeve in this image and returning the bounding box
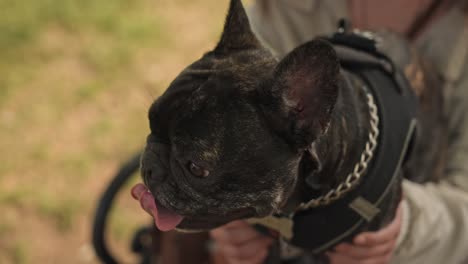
[393,181,468,264]
[247,1,468,263]
[393,8,468,264]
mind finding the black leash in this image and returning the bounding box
[92,152,143,264]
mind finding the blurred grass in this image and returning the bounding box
[0,0,226,263]
[0,0,166,102]
[0,0,163,54]
[11,242,28,264]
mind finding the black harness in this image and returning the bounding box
[266,31,419,253]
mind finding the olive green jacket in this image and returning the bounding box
[247,1,468,263]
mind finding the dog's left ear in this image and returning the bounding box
[271,39,340,148]
[214,0,261,54]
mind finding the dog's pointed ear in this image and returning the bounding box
[271,39,340,148]
[214,0,261,53]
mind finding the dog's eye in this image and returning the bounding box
[188,162,209,178]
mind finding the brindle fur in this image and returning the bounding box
[141,0,447,262]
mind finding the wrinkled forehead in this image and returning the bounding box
[173,103,284,175]
[171,85,261,147]
[148,50,276,147]
[176,50,276,87]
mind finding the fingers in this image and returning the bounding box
[247,248,270,264]
[327,202,403,264]
[223,220,254,229]
[210,220,273,264]
[221,248,269,264]
[222,237,272,262]
[211,221,266,245]
[326,251,393,264]
[334,240,396,259]
[354,202,403,246]
[326,252,358,264]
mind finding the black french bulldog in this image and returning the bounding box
[135,0,447,260]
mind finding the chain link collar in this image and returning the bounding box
[296,90,380,211]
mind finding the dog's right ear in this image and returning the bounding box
[214,0,261,54]
[267,39,340,149]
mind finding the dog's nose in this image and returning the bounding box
[143,168,153,182]
[144,167,167,184]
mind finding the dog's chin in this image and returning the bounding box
[174,207,258,231]
[175,219,227,232]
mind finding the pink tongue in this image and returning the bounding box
[131,184,184,231]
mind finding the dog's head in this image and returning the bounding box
[140,0,340,231]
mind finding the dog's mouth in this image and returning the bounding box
[131,183,258,231]
[131,183,184,231]
[176,206,256,231]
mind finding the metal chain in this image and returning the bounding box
[296,91,380,211]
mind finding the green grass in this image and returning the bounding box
[0,188,82,232]
[0,0,163,51]
[0,0,167,105]
[36,195,82,232]
[0,222,12,237]
[11,242,28,264]
[0,190,30,207]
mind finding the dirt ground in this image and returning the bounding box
[0,0,231,263]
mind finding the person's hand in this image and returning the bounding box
[210,220,274,264]
[326,202,403,264]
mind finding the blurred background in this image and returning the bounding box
[0,0,231,263]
